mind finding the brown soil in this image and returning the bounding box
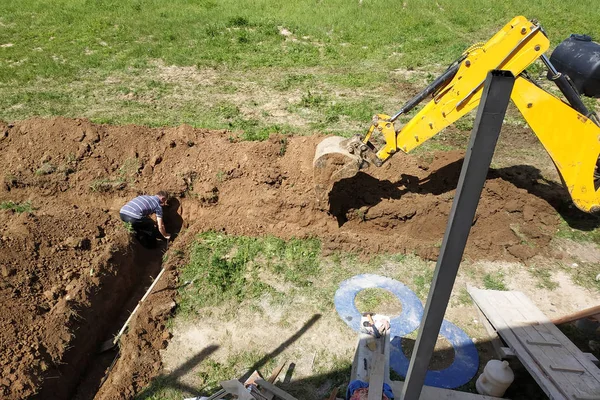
[0,117,566,399]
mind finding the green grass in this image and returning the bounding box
[0,200,35,213]
[35,162,56,176]
[178,232,321,316]
[195,350,271,394]
[354,288,400,314]
[89,178,125,192]
[1,0,599,136]
[455,287,473,306]
[122,222,134,234]
[556,217,600,244]
[413,267,435,299]
[89,157,140,192]
[483,272,508,291]
[528,265,559,290]
[159,245,432,397]
[567,262,600,292]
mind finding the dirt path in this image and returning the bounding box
[0,117,588,399]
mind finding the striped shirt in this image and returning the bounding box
[120,195,163,219]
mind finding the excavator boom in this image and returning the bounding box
[313,16,600,212]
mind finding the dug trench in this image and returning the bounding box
[0,117,594,399]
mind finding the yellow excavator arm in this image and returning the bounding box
[313,16,600,213]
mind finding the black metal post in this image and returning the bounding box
[400,70,515,400]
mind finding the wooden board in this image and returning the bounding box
[367,352,386,400]
[256,379,298,400]
[475,305,507,359]
[351,330,391,385]
[468,287,600,400]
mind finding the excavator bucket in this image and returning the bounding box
[313,136,364,207]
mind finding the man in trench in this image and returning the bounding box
[119,191,171,248]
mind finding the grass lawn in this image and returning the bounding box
[1,0,599,136]
[2,1,600,398]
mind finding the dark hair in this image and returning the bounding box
[157,190,169,200]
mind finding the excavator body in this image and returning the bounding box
[313,16,600,212]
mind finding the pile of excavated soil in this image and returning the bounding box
[0,117,565,399]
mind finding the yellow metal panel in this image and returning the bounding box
[511,77,600,213]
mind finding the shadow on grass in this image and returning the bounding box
[131,315,596,400]
[136,314,322,399]
[136,344,220,398]
[134,333,555,400]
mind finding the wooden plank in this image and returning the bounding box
[382,330,391,386]
[498,292,580,399]
[508,292,600,384]
[526,339,562,347]
[585,353,600,366]
[352,334,374,383]
[550,365,585,374]
[256,379,298,400]
[489,290,600,399]
[468,287,567,400]
[469,288,567,399]
[500,347,516,359]
[498,291,594,399]
[512,291,600,382]
[327,387,339,400]
[506,292,600,396]
[389,380,504,400]
[501,289,600,398]
[552,305,600,325]
[474,305,506,359]
[219,379,255,400]
[367,352,386,400]
[512,318,585,399]
[268,361,287,383]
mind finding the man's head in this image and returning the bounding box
[157,190,169,206]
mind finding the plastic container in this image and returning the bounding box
[549,34,600,98]
[476,360,514,397]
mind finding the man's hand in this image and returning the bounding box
[157,217,170,240]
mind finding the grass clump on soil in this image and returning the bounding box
[528,265,559,290]
[483,271,508,291]
[566,262,600,292]
[354,288,402,316]
[413,266,435,300]
[89,178,126,192]
[0,200,35,213]
[454,287,473,306]
[122,221,135,234]
[178,232,321,316]
[35,162,56,176]
[89,157,140,192]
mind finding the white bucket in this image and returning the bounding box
[476,360,514,397]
